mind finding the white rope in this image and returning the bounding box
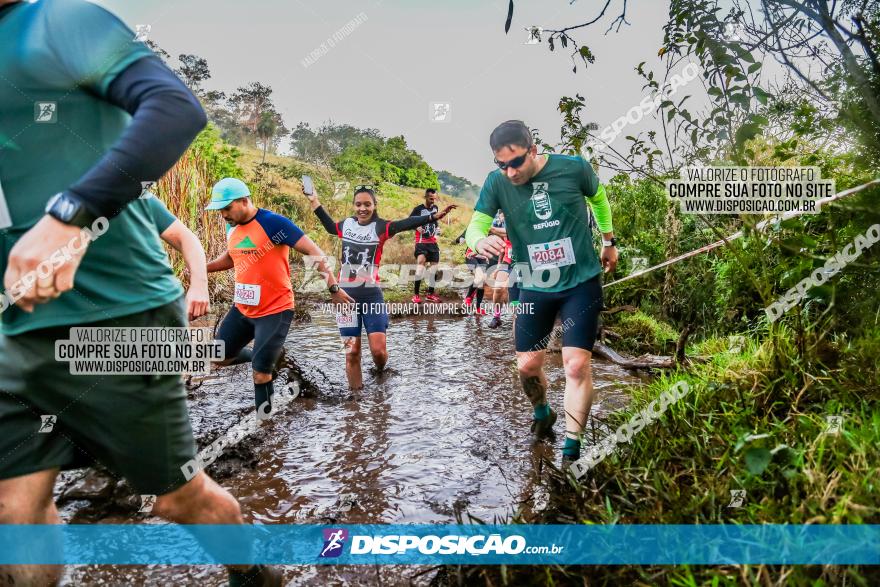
[603,178,880,289]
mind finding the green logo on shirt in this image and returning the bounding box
[531,182,552,220]
[235,236,258,249]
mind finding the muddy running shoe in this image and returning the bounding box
[411,295,422,304]
[561,453,579,473]
[425,293,441,302]
[530,407,557,438]
[229,564,282,587]
[488,316,502,328]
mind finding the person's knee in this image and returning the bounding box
[344,338,361,361]
[253,371,272,384]
[154,473,241,522]
[563,352,592,380]
[517,353,543,379]
[0,471,57,523]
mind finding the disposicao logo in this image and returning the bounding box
[319,528,349,558]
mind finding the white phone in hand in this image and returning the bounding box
[301,175,314,196]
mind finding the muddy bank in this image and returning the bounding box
[56,305,643,585]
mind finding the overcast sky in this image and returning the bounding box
[97,0,670,185]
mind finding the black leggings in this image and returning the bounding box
[515,276,603,352]
[215,306,293,373]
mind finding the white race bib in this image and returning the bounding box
[527,238,576,270]
[234,283,261,306]
[335,309,357,328]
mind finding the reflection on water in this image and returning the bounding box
[64,311,642,585]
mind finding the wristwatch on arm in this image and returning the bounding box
[45,192,98,228]
[328,284,340,294]
[602,237,618,248]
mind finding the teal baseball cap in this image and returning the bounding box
[206,177,250,210]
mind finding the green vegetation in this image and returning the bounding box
[473,2,880,585]
[437,169,480,201]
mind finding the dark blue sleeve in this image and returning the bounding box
[64,56,207,219]
[258,211,305,248]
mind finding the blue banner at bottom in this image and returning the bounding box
[0,525,877,565]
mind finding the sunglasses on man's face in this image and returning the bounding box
[494,150,532,170]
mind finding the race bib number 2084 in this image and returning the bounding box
[527,237,576,270]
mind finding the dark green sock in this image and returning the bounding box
[563,436,581,458]
[254,381,274,416]
[533,403,550,420]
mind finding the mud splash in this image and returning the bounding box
[58,308,642,585]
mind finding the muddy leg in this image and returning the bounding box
[516,350,548,408]
[152,472,252,574]
[344,336,364,390]
[561,347,594,437]
[366,333,388,372]
[0,469,62,586]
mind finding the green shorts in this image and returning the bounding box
[0,298,196,495]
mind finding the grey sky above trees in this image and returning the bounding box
[96,0,667,184]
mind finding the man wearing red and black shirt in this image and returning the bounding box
[411,188,442,303]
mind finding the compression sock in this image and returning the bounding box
[427,286,436,295]
[466,285,477,299]
[254,381,274,415]
[563,435,581,458]
[475,288,485,308]
[414,280,422,295]
[533,403,551,420]
[227,347,253,366]
[493,305,502,318]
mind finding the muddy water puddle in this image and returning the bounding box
[61,310,642,585]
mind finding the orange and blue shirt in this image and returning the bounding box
[226,209,304,318]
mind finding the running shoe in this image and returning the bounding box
[425,293,441,302]
[561,453,579,473]
[488,316,502,328]
[411,295,422,304]
[529,407,557,438]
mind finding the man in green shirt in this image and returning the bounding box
[465,120,618,470]
[0,1,278,584]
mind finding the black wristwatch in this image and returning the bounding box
[45,192,98,228]
[328,284,340,294]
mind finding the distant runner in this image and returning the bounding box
[206,178,351,415]
[0,1,280,584]
[456,222,506,315]
[465,120,617,470]
[306,185,454,390]
[486,212,514,329]
[411,188,449,303]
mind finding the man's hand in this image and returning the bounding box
[331,288,355,305]
[601,246,618,274]
[4,216,90,312]
[475,235,506,258]
[185,281,210,321]
[434,204,457,220]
